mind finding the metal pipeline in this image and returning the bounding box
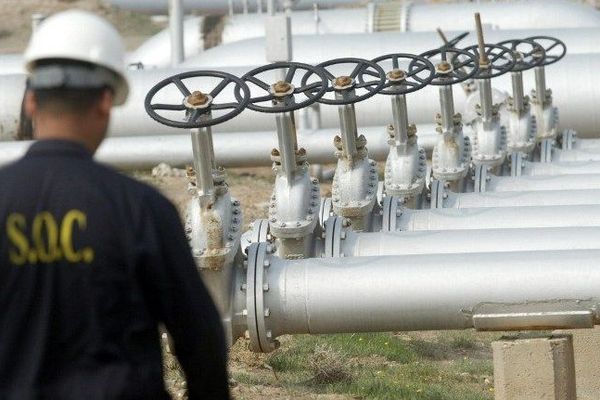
[337,227,600,257]
[444,189,600,209]
[243,246,600,346]
[521,161,600,176]
[182,29,600,69]
[3,53,600,140]
[484,174,600,192]
[398,205,600,230]
[108,0,600,32]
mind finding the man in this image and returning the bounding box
[0,10,230,400]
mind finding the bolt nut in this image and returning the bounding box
[186,90,209,106]
[334,75,353,88]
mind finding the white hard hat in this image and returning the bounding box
[24,10,129,105]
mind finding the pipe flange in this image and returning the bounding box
[241,219,271,255]
[540,138,554,163]
[319,197,333,231]
[381,196,401,231]
[473,164,490,193]
[245,242,279,353]
[509,152,524,177]
[561,129,577,151]
[323,216,350,258]
[429,179,447,209]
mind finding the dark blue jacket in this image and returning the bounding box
[0,140,229,400]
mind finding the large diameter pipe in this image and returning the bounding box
[445,190,600,209]
[108,0,600,32]
[108,0,361,13]
[183,29,600,69]
[398,205,600,231]
[342,227,600,257]
[554,148,600,162]
[127,9,370,69]
[0,125,436,169]
[522,161,600,176]
[485,174,600,192]
[2,53,600,141]
[261,250,600,337]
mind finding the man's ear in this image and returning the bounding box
[23,90,37,118]
[97,89,114,116]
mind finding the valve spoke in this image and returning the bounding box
[151,103,186,111]
[172,78,191,96]
[210,78,231,97]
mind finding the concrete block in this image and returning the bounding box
[554,327,600,400]
[492,334,577,400]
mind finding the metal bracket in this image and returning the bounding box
[429,179,446,209]
[509,152,523,177]
[540,138,553,163]
[245,243,280,353]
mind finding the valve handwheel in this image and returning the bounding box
[234,61,329,113]
[301,57,386,105]
[462,43,516,79]
[497,39,546,72]
[419,47,479,86]
[144,70,250,129]
[368,53,436,96]
[524,36,567,66]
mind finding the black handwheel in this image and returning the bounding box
[144,70,250,129]
[419,47,479,86]
[525,36,567,66]
[497,39,546,72]
[301,57,386,105]
[463,43,516,79]
[367,53,435,96]
[234,61,328,113]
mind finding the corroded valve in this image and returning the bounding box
[436,61,452,74]
[272,80,294,97]
[186,90,209,107]
[334,75,353,88]
[387,69,406,82]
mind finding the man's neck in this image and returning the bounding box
[34,112,103,154]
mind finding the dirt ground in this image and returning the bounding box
[0,0,162,53]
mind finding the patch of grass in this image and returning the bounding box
[309,344,352,384]
[251,332,497,400]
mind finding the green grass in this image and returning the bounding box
[229,331,498,400]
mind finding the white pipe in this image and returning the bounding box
[3,52,600,141]
[258,249,600,337]
[398,205,600,231]
[522,161,600,176]
[0,54,25,75]
[445,190,600,209]
[554,148,600,162]
[342,227,600,257]
[108,0,361,13]
[169,0,184,66]
[107,0,600,32]
[182,29,600,68]
[485,174,600,192]
[0,125,434,168]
